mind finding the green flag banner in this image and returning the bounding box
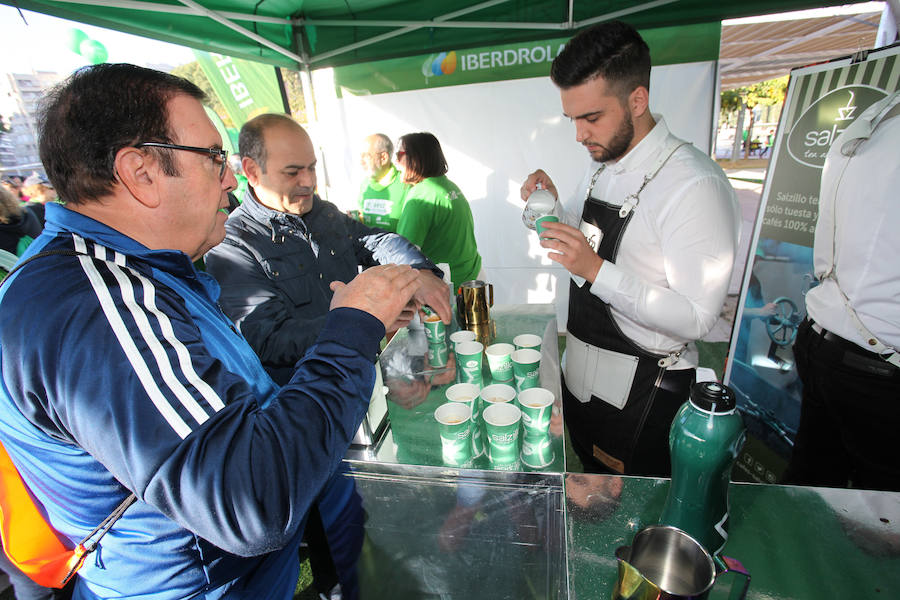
[334,22,720,96]
[194,51,285,126]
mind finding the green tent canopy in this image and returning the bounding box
[1,0,875,69]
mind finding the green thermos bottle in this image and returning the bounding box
[660,381,746,555]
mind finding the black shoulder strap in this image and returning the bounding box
[0,249,86,287]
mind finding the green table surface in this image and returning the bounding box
[370,304,565,473]
[567,473,900,599]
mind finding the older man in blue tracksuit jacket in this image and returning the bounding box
[0,64,419,599]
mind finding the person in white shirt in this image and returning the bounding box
[521,21,739,476]
[784,90,900,491]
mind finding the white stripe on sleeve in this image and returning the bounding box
[73,235,192,438]
[114,250,226,413]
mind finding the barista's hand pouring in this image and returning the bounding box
[520,169,604,285]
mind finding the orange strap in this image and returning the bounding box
[0,252,134,588]
[0,441,76,588]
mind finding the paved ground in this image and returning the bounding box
[702,161,767,344]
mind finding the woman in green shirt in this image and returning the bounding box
[395,132,483,289]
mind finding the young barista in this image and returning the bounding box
[521,21,739,476]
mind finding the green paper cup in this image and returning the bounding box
[446,383,484,457]
[434,402,473,466]
[513,333,542,352]
[479,383,516,409]
[511,348,541,392]
[485,342,514,383]
[445,382,480,414]
[455,341,484,386]
[483,402,521,464]
[423,314,446,344]
[449,329,477,348]
[520,432,555,468]
[517,387,554,435]
[427,342,449,368]
[535,214,559,236]
[478,383,515,458]
[449,330,477,382]
[490,458,522,472]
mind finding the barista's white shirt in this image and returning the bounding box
[560,116,740,368]
[805,95,900,350]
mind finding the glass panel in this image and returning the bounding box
[350,462,567,599]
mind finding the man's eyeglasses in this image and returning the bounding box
[136,142,229,180]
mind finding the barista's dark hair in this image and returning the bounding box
[398,132,448,183]
[239,113,298,173]
[550,20,650,101]
[38,63,206,205]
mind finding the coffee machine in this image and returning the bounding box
[455,279,495,346]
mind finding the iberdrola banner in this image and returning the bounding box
[194,51,286,127]
[334,22,720,95]
[725,44,899,484]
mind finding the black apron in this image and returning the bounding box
[563,147,695,477]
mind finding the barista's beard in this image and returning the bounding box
[586,111,635,163]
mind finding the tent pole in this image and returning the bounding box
[170,0,305,65]
[307,0,515,65]
[574,0,681,28]
[712,59,722,159]
[292,25,328,199]
[292,26,318,126]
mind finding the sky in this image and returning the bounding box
[0,5,195,76]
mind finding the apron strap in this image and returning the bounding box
[618,141,689,218]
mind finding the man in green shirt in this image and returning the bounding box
[357,133,408,232]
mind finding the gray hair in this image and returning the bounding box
[370,133,393,157]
